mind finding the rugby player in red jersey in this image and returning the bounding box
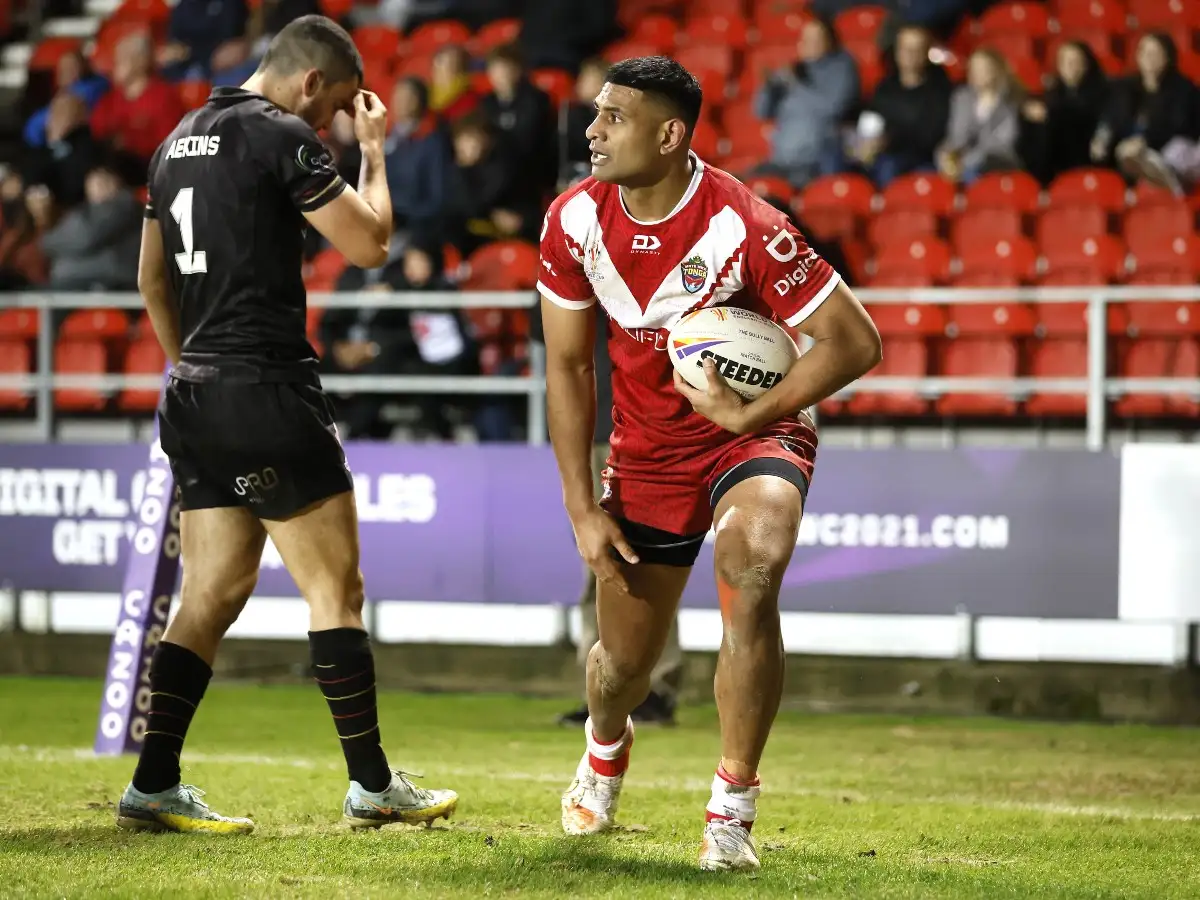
[537,57,881,870]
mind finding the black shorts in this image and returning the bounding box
[158,377,353,520]
[608,516,710,568]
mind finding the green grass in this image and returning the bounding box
[2,677,1199,899]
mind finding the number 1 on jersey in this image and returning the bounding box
[170,187,207,275]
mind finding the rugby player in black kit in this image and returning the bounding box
[115,16,459,833]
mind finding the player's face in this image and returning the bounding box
[295,73,361,132]
[586,83,675,186]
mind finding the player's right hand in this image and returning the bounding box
[571,506,639,593]
[352,90,388,150]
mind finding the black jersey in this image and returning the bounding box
[145,87,348,383]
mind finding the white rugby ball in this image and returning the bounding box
[668,307,800,400]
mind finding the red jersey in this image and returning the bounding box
[91,78,186,165]
[538,154,840,463]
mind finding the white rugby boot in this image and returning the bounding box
[561,716,633,836]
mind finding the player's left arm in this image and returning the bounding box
[138,151,181,364]
[736,213,881,434]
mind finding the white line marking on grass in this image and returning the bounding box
[3,745,1198,823]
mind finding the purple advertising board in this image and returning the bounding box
[0,443,1120,618]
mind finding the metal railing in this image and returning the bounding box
[1,287,1199,449]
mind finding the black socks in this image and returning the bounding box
[131,641,211,794]
[309,628,391,793]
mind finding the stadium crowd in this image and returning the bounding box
[1,0,1199,436]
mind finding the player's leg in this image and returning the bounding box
[699,468,805,871]
[120,383,266,833]
[562,518,699,836]
[258,384,456,827]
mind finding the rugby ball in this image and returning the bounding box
[668,307,800,400]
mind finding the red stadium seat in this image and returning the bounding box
[461,240,539,290]
[834,5,888,43]
[800,173,876,216]
[320,0,355,18]
[303,248,347,293]
[628,14,680,52]
[741,44,800,95]
[958,236,1040,283]
[1123,203,1194,247]
[867,208,939,250]
[875,237,953,284]
[690,0,747,14]
[681,14,749,49]
[59,308,131,345]
[30,37,83,71]
[531,68,574,108]
[1055,0,1127,33]
[1133,181,1195,208]
[952,273,1022,288]
[1114,339,1200,417]
[306,307,324,358]
[945,303,1037,336]
[857,56,886,96]
[602,40,662,63]
[1129,233,1200,278]
[936,338,1020,416]
[178,79,211,110]
[691,118,722,160]
[1034,301,1128,337]
[54,339,108,412]
[986,32,1038,67]
[1042,234,1127,282]
[963,171,1043,214]
[111,0,171,25]
[742,174,795,202]
[0,341,32,411]
[0,308,39,342]
[469,18,521,54]
[118,339,166,413]
[1025,339,1089,417]
[880,173,956,216]
[1010,56,1047,93]
[1124,302,1200,337]
[465,309,508,342]
[864,303,947,337]
[1036,205,1110,251]
[352,24,402,59]
[1127,0,1200,29]
[405,20,471,53]
[752,5,811,45]
[1048,168,1127,212]
[675,44,735,78]
[719,123,772,169]
[846,337,931,417]
[951,207,1023,250]
[977,1,1053,37]
[867,272,936,288]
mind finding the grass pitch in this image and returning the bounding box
[1,677,1198,899]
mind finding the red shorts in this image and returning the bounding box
[600,415,817,566]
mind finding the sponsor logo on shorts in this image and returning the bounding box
[697,350,784,390]
[680,255,708,293]
[233,467,280,503]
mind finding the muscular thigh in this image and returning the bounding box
[260,490,361,601]
[179,506,267,603]
[596,562,691,673]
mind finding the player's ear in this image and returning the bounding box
[660,118,688,156]
[302,69,323,99]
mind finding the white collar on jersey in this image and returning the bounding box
[618,151,705,227]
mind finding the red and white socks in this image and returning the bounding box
[705,765,760,830]
[585,716,634,777]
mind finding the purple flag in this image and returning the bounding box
[94,371,179,756]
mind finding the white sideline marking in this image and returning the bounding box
[3,745,1197,823]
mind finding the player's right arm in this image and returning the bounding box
[538,201,639,587]
[139,146,181,364]
[275,93,392,268]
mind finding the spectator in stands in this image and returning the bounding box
[23,50,108,149]
[1091,33,1200,196]
[937,47,1022,185]
[384,77,453,243]
[34,165,141,292]
[754,17,860,188]
[158,0,249,81]
[852,24,952,187]
[519,0,616,73]
[0,167,47,290]
[444,114,539,255]
[90,32,186,185]
[561,57,608,188]
[480,42,555,195]
[429,45,482,123]
[1021,41,1109,185]
[22,92,102,209]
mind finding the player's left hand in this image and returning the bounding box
[674,358,748,435]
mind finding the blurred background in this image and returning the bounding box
[1,0,1199,722]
